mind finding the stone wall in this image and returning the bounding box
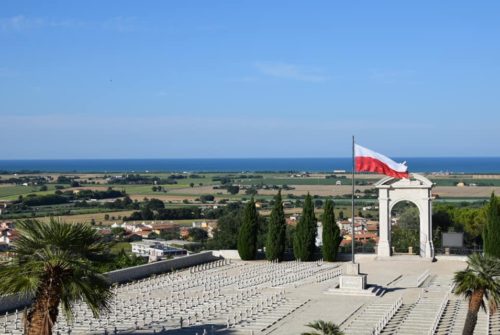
[107,251,220,283]
[211,249,242,260]
[0,251,220,313]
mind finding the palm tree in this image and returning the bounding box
[301,320,344,335]
[0,218,113,335]
[453,253,500,335]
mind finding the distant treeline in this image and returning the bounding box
[17,189,126,207]
[0,176,52,185]
[123,198,242,221]
[107,174,203,185]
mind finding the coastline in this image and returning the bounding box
[1,157,500,174]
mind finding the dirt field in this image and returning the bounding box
[169,185,372,197]
[433,186,500,198]
[128,194,201,202]
[37,210,135,225]
[167,184,498,198]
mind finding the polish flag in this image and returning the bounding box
[354,144,409,179]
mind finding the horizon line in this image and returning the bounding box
[2,156,500,161]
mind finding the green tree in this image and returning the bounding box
[146,198,165,210]
[200,194,215,203]
[227,185,240,195]
[160,228,180,240]
[294,193,317,261]
[398,206,419,230]
[453,253,500,335]
[237,198,259,260]
[245,187,258,196]
[338,210,344,220]
[208,211,242,249]
[391,225,419,253]
[188,227,208,242]
[483,193,500,257]
[0,219,112,335]
[265,190,287,261]
[322,200,341,261]
[301,320,344,335]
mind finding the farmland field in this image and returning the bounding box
[1,171,498,224]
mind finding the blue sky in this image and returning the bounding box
[1,1,500,159]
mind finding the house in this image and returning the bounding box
[151,223,179,235]
[0,222,16,246]
[341,233,379,246]
[366,222,379,234]
[0,229,17,246]
[286,214,301,225]
[124,233,143,242]
[338,220,366,234]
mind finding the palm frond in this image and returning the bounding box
[302,320,344,335]
[453,253,500,313]
[3,218,113,328]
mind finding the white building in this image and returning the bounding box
[131,239,187,261]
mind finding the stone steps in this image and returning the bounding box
[434,298,487,335]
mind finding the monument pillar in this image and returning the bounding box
[377,189,391,257]
[419,194,434,258]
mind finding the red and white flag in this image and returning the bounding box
[354,144,409,179]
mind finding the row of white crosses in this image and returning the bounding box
[2,309,23,335]
[3,259,339,335]
[315,267,343,283]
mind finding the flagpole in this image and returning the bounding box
[352,135,355,264]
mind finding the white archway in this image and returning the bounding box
[374,173,434,259]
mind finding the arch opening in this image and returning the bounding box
[390,201,420,255]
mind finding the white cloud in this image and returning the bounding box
[0,15,45,31]
[255,62,328,82]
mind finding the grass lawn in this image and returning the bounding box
[0,184,57,200]
[236,177,372,186]
[110,242,131,254]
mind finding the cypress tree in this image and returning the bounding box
[483,192,500,257]
[237,198,259,260]
[265,190,287,261]
[322,199,341,261]
[293,193,317,261]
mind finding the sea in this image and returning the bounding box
[1,157,500,173]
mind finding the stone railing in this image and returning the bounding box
[486,308,490,335]
[428,292,450,335]
[372,296,403,335]
[416,269,431,287]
